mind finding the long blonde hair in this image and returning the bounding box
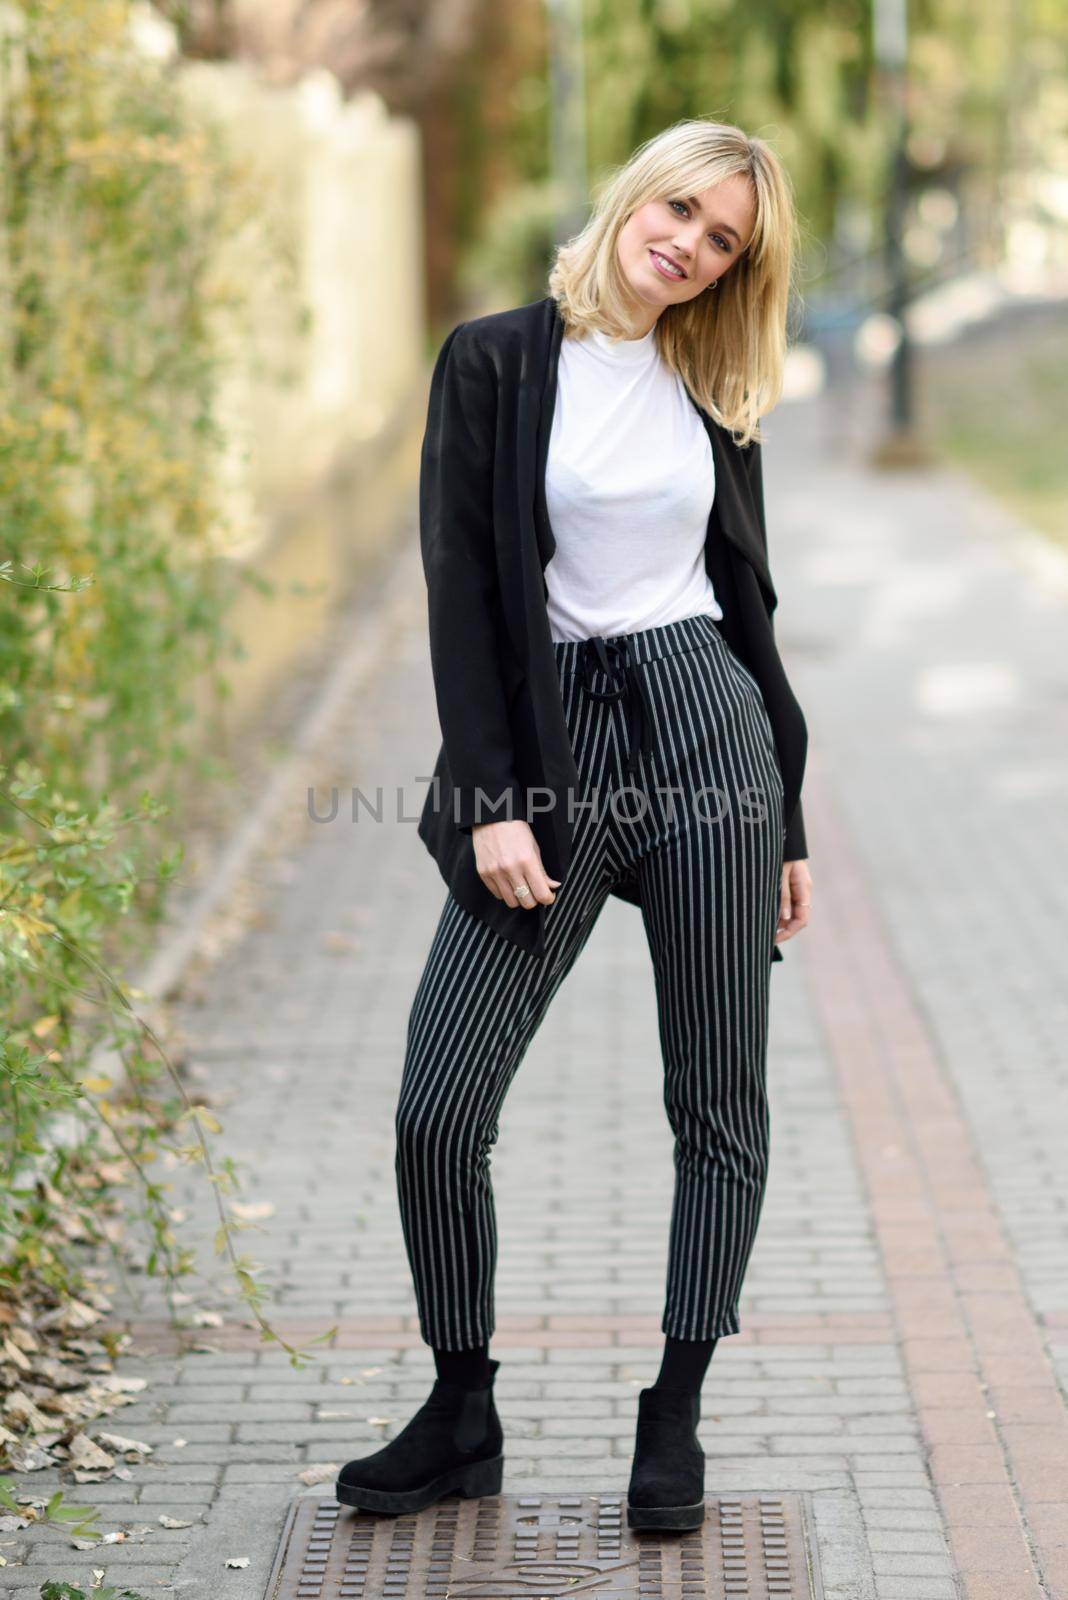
[547,118,801,446]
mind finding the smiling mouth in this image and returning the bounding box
[649,248,687,280]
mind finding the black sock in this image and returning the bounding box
[433,1344,492,1388]
[653,1336,718,1395]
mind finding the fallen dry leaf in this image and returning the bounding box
[2,1337,31,1370]
[37,1390,89,1420]
[225,1555,250,1568]
[297,1463,339,1486]
[229,1201,275,1222]
[4,1442,53,1472]
[65,1338,113,1360]
[68,1433,115,1471]
[3,1389,52,1433]
[36,1298,102,1333]
[95,1430,153,1456]
[30,1353,89,1390]
[94,1374,148,1395]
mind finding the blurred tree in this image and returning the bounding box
[573,0,1064,301]
[153,0,1068,323]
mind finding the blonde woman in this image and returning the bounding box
[338,118,813,1530]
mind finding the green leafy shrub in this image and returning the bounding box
[0,0,327,1496]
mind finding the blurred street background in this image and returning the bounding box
[1,2,1066,1598]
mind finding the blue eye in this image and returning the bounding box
[667,199,732,252]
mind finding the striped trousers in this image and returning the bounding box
[397,612,785,1348]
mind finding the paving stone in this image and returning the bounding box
[871,1551,958,1576]
[872,1581,960,1600]
[863,1509,947,1530]
[0,1566,182,1591]
[867,1528,955,1552]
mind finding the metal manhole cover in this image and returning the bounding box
[265,1491,823,1599]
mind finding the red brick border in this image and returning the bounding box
[801,751,1068,1599]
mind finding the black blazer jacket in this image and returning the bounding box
[416,293,808,964]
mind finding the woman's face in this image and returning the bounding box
[616,174,756,319]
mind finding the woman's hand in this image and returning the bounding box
[472,819,562,910]
[775,858,812,948]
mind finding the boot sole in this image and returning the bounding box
[335,1452,504,1516]
[626,1496,706,1531]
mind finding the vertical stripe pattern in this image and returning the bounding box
[396,612,785,1348]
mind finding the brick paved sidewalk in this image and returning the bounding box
[4,380,1066,1600]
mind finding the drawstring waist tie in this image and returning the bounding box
[577,635,656,779]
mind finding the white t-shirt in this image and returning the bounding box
[543,323,722,643]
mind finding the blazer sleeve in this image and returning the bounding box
[419,321,523,832]
[783,787,808,862]
[744,438,808,862]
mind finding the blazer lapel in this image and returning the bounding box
[532,297,563,574]
[699,413,777,607]
[530,294,775,609]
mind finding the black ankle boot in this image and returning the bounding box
[335,1358,504,1515]
[626,1384,705,1530]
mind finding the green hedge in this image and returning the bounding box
[0,0,315,1402]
